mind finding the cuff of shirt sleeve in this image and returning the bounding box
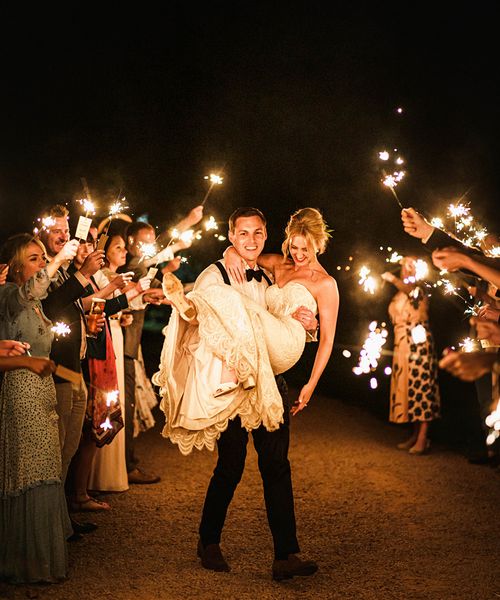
[422,228,435,244]
[74,270,90,287]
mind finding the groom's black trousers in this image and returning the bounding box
[198,376,300,560]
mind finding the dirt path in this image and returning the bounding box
[2,391,500,600]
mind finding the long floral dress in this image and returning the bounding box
[388,287,440,424]
[0,269,71,583]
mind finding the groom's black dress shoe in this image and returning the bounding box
[197,540,230,572]
[70,518,98,534]
[272,554,318,581]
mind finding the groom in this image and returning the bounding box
[195,207,319,581]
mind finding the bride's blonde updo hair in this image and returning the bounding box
[281,207,331,259]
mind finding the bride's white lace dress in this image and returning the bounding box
[153,281,317,455]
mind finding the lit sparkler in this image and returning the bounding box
[379,149,406,209]
[106,390,119,407]
[109,198,128,217]
[458,337,479,353]
[100,416,113,431]
[358,266,377,295]
[352,321,388,377]
[386,251,403,264]
[78,198,96,217]
[51,322,72,338]
[411,324,427,344]
[204,216,218,231]
[138,242,158,260]
[414,259,429,281]
[201,171,224,206]
[485,398,500,446]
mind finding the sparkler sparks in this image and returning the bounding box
[100,416,113,431]
[485,399,500,446]
[386,251,403,264]
[411,325,427,344]
[378,149,406,209]
[352,321,388,377]
[358,266,377,294]
[109,198,128,216]
[459,337,479,353]
[447,202,470,218]
[78,198,96,216]
[106,390,119,407]
[201,171,225,206]
[204,216,218,231]
[205,174,224,185]
[138,242,158,259]
[50,322,72,338]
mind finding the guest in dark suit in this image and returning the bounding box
[39,204,105,536]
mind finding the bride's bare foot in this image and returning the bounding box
[162,273,196,321]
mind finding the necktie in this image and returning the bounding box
[246,268,263,283]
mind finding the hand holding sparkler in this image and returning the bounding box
[128,277,151,299]
[431,247,472,272]
[142,288,168,305]
[110,272,134,291]
[161,256,182,273]
[381,271,396,283]
[401,208,434,241]
[439,350,497,382]
[53,239,80,264]
[175,205,204,232]
[0,340,29,357]
[79,249,106,279]
[477,305,500,323]
[470,317,500,345]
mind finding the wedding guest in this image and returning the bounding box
[0,233,76,583]
[68,236,150,511]
[120,207,203,484]
[38,204,105,536]
[89,231,151,493]
[382,257,440,454]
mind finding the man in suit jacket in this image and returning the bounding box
[39,205,105,537]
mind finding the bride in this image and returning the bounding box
[153,207,339,455]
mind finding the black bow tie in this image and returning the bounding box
[246,268,263,282]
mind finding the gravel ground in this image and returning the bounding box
[2,390,500,600]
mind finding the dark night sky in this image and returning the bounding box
[1,5,498,406]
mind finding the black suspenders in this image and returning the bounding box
[213,261,272,286]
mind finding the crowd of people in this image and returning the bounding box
[397,207,500,462]
[0,197,499,586]
[0,202,203,583]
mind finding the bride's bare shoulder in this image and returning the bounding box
[314,271,338,294]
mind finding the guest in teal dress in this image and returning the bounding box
[0,233,78,584]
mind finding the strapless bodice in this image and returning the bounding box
[265,281,317,318]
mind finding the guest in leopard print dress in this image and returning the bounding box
[382,256,440,455]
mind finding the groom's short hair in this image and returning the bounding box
[228,207,266,232]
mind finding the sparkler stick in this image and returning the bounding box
[201,167,225,207]
[381,169,404,209]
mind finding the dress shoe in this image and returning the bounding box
[272,554,318,581]
[127,468,161,484]
[67,532,83,542]
[408,439,431,455]
[197,540,230,572]
[70,518,98,534]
